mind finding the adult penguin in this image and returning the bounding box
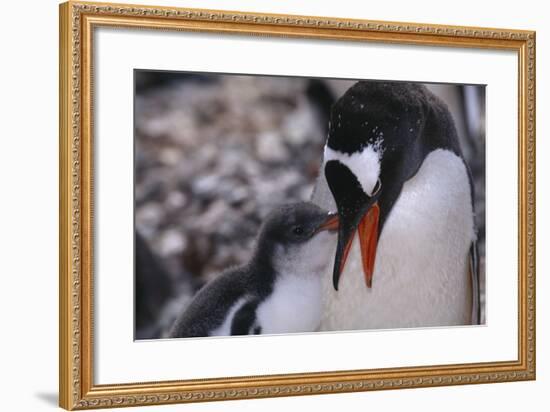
[312,81,480,331]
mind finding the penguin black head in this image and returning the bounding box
[257,202,338,249]
[324,81,460,290]
[327,81,428,156]
[252,202,339,282]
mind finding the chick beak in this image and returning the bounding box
[317,212,340,232]
[325,160,381,291]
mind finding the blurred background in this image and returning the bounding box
[134,71,485,339]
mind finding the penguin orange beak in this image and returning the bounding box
[325,161,382,291]
[318,213,340,232]
[356,203,380,288]
[332,202,380,290]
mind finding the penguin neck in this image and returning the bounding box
[377,102,463,232]
[248,235,279,290]
[377,143,423,232]
[251,233,334,282]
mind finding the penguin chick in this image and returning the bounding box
[169,202,338,338]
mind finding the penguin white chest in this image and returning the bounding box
[316,149,476,330]
[255,232,335,334]
[255,274,323,334]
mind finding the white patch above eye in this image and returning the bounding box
[324,144,381,195]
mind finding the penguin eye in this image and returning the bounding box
[292,226,305,236]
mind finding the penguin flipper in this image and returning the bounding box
[469,241,481,325]
[230,299,261,335]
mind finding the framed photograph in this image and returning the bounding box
[59,1,536,409]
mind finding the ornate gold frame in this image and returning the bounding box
[59,1,536,409]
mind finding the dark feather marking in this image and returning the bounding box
[230,299,261,335]
[169,269,253,338]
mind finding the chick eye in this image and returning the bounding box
[292,226,304,235]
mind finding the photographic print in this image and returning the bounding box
[134,72,486,340]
